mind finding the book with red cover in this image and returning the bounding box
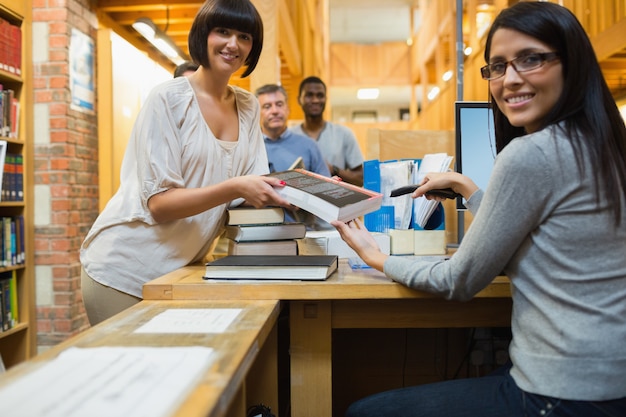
[267,169,383,223]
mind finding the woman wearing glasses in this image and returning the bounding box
[334,2,626,416]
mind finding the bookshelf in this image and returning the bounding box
[0,0,34,369]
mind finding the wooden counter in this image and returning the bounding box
[143,260,512,417]
[0,300,281,417]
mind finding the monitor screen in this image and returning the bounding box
[455,101,496,210]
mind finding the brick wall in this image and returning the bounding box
[32,0,99,351]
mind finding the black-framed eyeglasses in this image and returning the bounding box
[481,52,560,80]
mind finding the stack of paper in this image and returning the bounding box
[413,153,454,228]
[380,160,414,229]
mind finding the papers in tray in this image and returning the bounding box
[413,153,454,228]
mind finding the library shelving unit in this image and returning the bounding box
[0,0,34,369]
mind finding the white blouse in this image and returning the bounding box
[80,77,269,297]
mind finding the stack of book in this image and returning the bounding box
[224,206,306,256]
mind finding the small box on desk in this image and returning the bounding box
[388,229,446,255]
[413,230,446,255]
[388,229,414,255]
[412,202,446,255]
[298,230,390,261]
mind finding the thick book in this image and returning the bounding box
[227,239,298,256]
[224,223,306,242]
[267,169,383,223]
[203,255,338,280]
[227,206,285,226]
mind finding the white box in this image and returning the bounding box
[298,230,390,260]
[388,229,414,255]
[413,230,446,255]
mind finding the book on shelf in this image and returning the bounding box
[203,255,338,281]
[224,222,306,242]
[1,89,14,138]
[0,216,23,267]
[227,239,298,256]
[0,140,6,201]
[0,271,14,331]
[227,206,285,226]
[0,152,23,202]
[266,169,383,223]
[0,17,21,76]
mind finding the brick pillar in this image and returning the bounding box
[32,0,99,351]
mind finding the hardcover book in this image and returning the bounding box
[227,206,285,226]
[267,169,383,223]
[224,223,306,242]
[227,239,298,256]
[203,255,338,280]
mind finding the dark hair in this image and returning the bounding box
[188,0,263,78]
[255,84,288,99]
[484,1,626,223]
[298,76,326,97]
[173,61,199,78]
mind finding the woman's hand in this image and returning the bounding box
[413,171,478,201]
[235,175,293,209]
[331,218,388,272]
[148,175,293,223]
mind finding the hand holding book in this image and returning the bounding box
[266,169,383,223]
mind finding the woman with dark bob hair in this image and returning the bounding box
[80,0,290,325]
[188,0,263,77]
[333,2,626,416]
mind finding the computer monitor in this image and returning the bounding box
[454,101,496,211]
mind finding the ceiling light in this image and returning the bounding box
[442,70,453,82]
[132,17,189,65]
[357,88,380,100]
[427,86,440,101]
[464,46,473,56]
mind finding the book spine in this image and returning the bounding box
[3,217,10,266]
[7,153,15,201]
[0,86,4,138]
[9,94,18,138]
[9,270,17,324]
[2,278,10,329]
[0,151,8,202]
[2,90,9,137]
[0,17,6,73]
[17,214,24,264]
[11,22,21,76]
[0,278,4,331]
[14,153,22,201]
[10,218,15,265]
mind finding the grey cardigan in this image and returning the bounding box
[385,125,626,401]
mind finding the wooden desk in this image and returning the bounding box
[143,261,512,417]
[0,300,281,417]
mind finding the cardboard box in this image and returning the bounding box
[389,229,446,256]
[414,230,446,255]
[388,229,414,255]
[298,230,390,261]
